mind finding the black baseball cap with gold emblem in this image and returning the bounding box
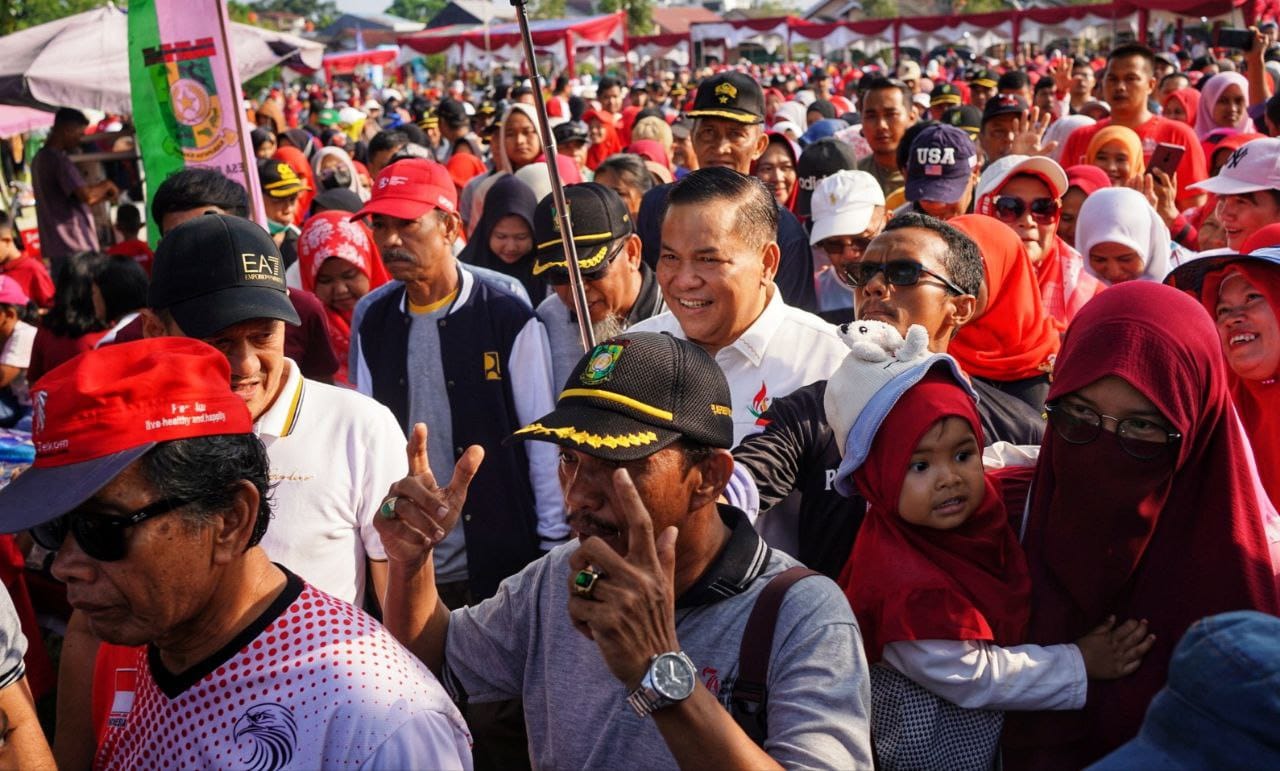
[257,158,309,198]
[509,332,734,461]
[149,214,301,339]
[531,183,632,284]
[686,71,764,125]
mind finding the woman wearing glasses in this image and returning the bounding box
[975,155,1104,329]
[1004,281,1280,770]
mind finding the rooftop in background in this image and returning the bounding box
[317,12,425,51]
[428,0,518,29]
[651,7,724,34]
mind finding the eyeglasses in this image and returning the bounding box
[32,496,196,562]
[993,195,1061,225]
[818,236,875,259]
[1044,401,1181,460]
[544,237,627,287]
[840,259,967,296]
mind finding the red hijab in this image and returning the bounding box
[948,215,1060,382]
[838,370,1031,662]
[584,109,625,171]
[1162,87,1200,129]
[296,211,390,384]
[1200,226,1280,507]
[751,132,800,213]
[272,145,316,226]
[1007,282,1280,769]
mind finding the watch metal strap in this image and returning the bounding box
[627,685,663,717]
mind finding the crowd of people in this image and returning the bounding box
[0,19,1277,770]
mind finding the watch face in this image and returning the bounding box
[651,652,696,701]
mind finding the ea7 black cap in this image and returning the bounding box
[509,332,734,461]
[686,71,765,124]
[532,183,632,283]
[149,214,300,339]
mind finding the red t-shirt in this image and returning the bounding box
[104,239,154,276]
[1060,115,1208,207]
[0,255,55,308]
[28,327,109,383]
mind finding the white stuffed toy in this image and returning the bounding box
[824,322,971,495]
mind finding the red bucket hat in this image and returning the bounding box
[0,338,253,532]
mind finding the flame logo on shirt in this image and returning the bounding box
[749,381,771,427]
[234,702,297,771]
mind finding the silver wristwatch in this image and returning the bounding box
[627,651,697,717]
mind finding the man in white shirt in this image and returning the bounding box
[631,167,848,445]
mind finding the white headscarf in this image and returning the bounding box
[311,146,368,201]
[772,101,809,131]
[1075,187,1173,284]
[1043,115,1095,164]
[494,103,542,173]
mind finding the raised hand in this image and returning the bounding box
[1076,616,1156,680]
[1051,57,1073,97]
[566,467,681,689]
[1011,106,1058,157]
[374,422,485,567]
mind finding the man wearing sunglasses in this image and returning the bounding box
[808,170,887,324]
[0,338,472,769]
[531,183,666,388]
[729,214,1045,578]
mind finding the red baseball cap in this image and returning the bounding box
[0,338,253,533]
[351,158,458,222]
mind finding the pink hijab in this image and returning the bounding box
[1195,72,1257,140]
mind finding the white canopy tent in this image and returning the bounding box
[0,4,325,114]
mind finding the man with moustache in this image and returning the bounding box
[351,158,564,606]
[531,183,665,387]
[376,332,873,768]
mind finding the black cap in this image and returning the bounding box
[554,120,589,146]
[310,187,363,215]
[436,99,470,127]
[508,332,734,461]
[930,82,963,108]
[258,158,309,198]
[969,68,998,89]
[531,183,632,283]
[795,137,859,218]
[943,104,982,138]
[982,93,1028,125]
[148,214,301,339]
[686,71,764,124]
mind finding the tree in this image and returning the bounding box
[530,0,566,21]
[385,0,447,23]
[250,0,338,27]
[598,0,652,37]
[0,0,103,35]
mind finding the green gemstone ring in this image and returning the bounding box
[379,496,400,520]
[573,565,604,598]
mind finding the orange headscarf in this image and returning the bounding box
[1085,125,1145,180]
[948,215,1061,382]
[584,109,625,171]
[272,145,316,226]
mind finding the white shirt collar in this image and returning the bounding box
[255,358,305,439]
[721,286,786,367]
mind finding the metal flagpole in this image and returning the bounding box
[510,0,595,352]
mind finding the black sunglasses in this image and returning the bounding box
[840,259,967,295]
[993,195,1061,225]
[32,496,195,562]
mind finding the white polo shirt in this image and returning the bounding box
[255,359,405,606]
[631,288,848,445]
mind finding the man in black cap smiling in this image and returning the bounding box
[531,183,665,387]
[635,71,817,312]
[375,331,872,768]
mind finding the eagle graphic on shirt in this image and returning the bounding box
[234,703,297,771]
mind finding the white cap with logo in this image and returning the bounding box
[809,170,886,245]
[1190,137,1280,195]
